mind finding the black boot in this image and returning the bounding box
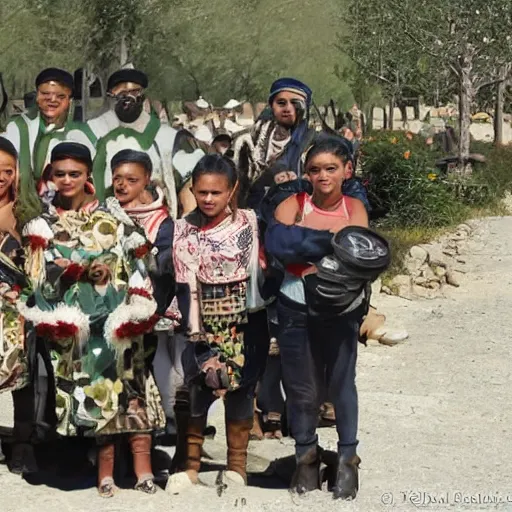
[170,391,189,474]
[8,443,39,475]
[290,446,321,495]
[332,453,361,500]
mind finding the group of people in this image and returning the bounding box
[0,68,391,501]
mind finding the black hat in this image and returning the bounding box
[111,149,153,174]
[212,133,232,145]
[268,162,289,177]
[107,69,149,91]
[51,142,92,169]
[35,68,74,92]
[0,137,18,160]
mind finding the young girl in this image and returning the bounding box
[170,154,268,489]
[22,142,164,497]
[265,136,368,500]
[110,149,183,444]
[0,137,36,474]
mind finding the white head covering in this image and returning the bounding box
[223,99,241,110]
[196,96,209,109]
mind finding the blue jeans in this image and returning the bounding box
[277,296,359,458]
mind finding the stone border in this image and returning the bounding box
[376,222,475,300]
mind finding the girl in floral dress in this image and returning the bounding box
[0,137,38,474]
[21,142,164,497]
[170,154,268,489]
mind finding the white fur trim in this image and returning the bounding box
[122,231,147,252]
[103,293,157,347]
[22,217,54,240]
[18,302,90,348]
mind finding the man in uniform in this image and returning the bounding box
[2,68,96,225]
[86,69,203,217]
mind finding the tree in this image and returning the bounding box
[391,0,512,170]
[338,0,441,129]
[1,0,355,110]
[341,0,512,170]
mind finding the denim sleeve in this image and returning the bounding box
[264,220,333,265]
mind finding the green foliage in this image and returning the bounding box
[366,136,512,279]
[363,133,512,231]
[362,131,468,228]
[468,142,512,201]
[0,0,353,105]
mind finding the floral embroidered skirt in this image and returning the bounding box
[199,281,249,390]
[0,307,29,394]
[48,334,165,438]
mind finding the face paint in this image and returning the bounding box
[113,93,145,123]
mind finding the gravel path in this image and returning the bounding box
[2,216,512,511]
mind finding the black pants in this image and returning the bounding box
[277,297,359,459]
[257,354,285,416]
[11,329,56,444]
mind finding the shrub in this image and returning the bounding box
[469,142,512,200]
[361,131,468,228]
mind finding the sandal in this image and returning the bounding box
[135,478,157,494]
[98,478,117,498]
[263,413,283,439]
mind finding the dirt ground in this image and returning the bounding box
[2,216,512,511]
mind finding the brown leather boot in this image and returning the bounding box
[226,418,253,484]
[185,415,207,483]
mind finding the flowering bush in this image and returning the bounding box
[361,131,468,228]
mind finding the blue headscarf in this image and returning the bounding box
[268,77,312,106]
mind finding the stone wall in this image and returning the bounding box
[371,105,512,144]
[376,222,476,300]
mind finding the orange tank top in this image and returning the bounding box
[287,192,350,277]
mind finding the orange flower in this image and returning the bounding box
[403,150,411,159]
[406,131,414,140]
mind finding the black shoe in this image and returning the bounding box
[332,454,360,500]
[8,443,39,475]
[203,425,216,439]
[290,446,321,495]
